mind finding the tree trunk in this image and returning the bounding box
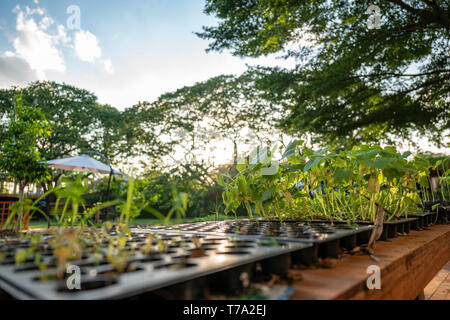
[17,183,25,232]
[233,140,238,165]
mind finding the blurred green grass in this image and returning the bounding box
[27,214,244,229]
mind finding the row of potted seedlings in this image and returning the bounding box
[0,225,314,299]
[0,143,448,299]
[146,220,374,261]
[218,142,449,231]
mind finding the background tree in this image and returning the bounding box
[197,0,450,148]
[146,74,283,169]
[0,81,172,190]
[0,95,51,230]
[123,100,178,171]
[0,82,102,192]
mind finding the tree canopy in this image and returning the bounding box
[197,0,450,147]
[0,81,171,167]
[143,74,283,168]
[0,95,51,229]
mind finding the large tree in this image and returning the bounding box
[197,0,450,147]
[0,95,51,230]
[0,81,171,190]
[146,74,282,169]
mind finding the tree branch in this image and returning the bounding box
[388,0,450,28]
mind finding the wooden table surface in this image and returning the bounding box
[290,224,450,300]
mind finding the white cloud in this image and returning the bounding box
[73,30,114,73]
[4,5,113,83]
[39,16,53,30]
[0,51,39,88]
[102,59,114,74]
[74,30,102,63]
[55,25,71,44]
[11,5,66,79]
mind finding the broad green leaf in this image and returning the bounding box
[282,140,303,159]
[368,176,379,193]
[237,176,247,193]
[333,168,353,183]
[217,172,225,187]
[236,158,247,173]
[261,186,276,202]
[304,158,321,172]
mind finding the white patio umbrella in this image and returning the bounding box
[46,154,121,175]
[45,152,123,222]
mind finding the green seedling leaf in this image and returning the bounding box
[333,168,353,183]
[282,140,303,159]
[401,151,412,159]
[236,158,247,173]
[304,158,321,172]
[261,186,276,202]
[217,172,225,187]
[15,249,29,265]
[237,176,247,193]
[368,176,380,193]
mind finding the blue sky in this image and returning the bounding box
[0,0,291,109]
[0,1,446,155]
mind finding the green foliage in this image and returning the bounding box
[0,82,173,187]
[198,0,450,147]
[141,74,281,168]
[0,94,51,230]
[132,166,221,219]
[416,155,450,202]
[219,141,440,222]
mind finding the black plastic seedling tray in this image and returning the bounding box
[409,212,436,229]
[0,231,312,300]
[379,218,417,240]
[417,201,450,225]
[443,206,450,224]
[436,207,449,224]
[333,217,418,241]
[144,220,374,264]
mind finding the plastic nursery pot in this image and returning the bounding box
[318,239,339,258]
[420,201,440,211]
[382,222,399,240]
[125,278,208,300]
[291,244,318,266]
[445,206,450,224]
[56,275,118,293]
[423,212,434,226]
[356,221,390,241]
[436,208,448,225]
[356,229,371,246]
[309,219,372,246]
[418,203,449,225]
[207,263,254,295]
[258,252,292,279]
[340,234,357,251]
[409,212,430,230]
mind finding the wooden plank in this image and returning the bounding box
[428,280,450,300]
[427,263,450,300]
[290,224,450,300]
[424,263,449,299]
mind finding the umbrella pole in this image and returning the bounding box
[103,170,113,223]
